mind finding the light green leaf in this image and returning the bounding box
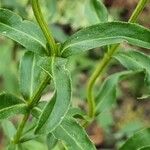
[61,22,150,57]
[53,117,96,150]
[119,128,150,150]
[114,50,150,85]
[7,144,17,150]
[1,120,16,140]
[20,140,47,150]
[20,51,48,100]
[85,0,108,25]
[0,8,47,55]
[35,58,71,134]
[95,71,141,115]
[0,93,28,119]
[47,133,58,150]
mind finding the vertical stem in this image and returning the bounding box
[32,0,56,56]
[12,1,53,144]
[13,113,30,144]
[129,0,148,23]
[87,44,119,118]
[86,0,149,120]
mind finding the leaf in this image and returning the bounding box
[114,50,150,85]
[53,117,96,150]
[1,120,16,140]
[119,128,150,150]
[31,101,47,119]
[7,144,17,150]
[61,22,150,57]
[20,51,48,100]
[0,8,47,55]
[85,0,108,25]
[67,108,91,122]
[35,58,71,134]
[20,140,47,150]
[95,71,141,115]
[47,133,58,150]
[0,93,28,119]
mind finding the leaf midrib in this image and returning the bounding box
[62,35,149,54]
[30,55,35,98]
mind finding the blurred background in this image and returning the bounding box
[0,0,150,149]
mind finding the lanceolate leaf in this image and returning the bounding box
[0,8,47,55]
[0,93,28,119]
[114,50,150,85]
[95,71,141,115]
[85,0,108,25]
[35,58,72,134]
[91,0,108,23]
[53,118,96,150]
[20,51,48,100]
[61,22,150,57]
[119,128,150,150]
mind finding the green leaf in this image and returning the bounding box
[0,8,47,55]
[20,140,47,150]
[53,117,96,150]
[119,128,150,150]
[61,22,150,57]
[1,120,16,140]
[20,51,48,100]
[31,101,47,119]
[35,58,71,134]
[47,133,58,150]
[95,71,141,115]
[114,50,150,85]
[0,93,28,119]
[67,108,91,122]
[85,0,108,25]
[7,144,17,150]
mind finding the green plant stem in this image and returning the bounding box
[86,0,148,120]
[12,76,50,144]
[32,0,56,56]
[129,0,148,23]
[13,113,30,144]
[12,1,54,143]
[29,75,50,107]
[87,44,119,118]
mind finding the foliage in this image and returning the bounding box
[0,0,150,149]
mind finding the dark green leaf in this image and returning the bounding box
[53,117,96,150]
[0,93,28,119]
[95,71,141,115]
[20,51,48,100]
[114,50,150,85]
[119,128,150,150]
[35,58,71,134]
[0,8,47,55]
[61,22,150,57]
